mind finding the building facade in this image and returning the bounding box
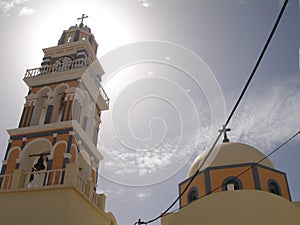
[162,142,300,225]
[0,16,117,225]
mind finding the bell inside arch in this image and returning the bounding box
[34,155,46,171]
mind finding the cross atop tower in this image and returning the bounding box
[77,14,88,28]
[219,125,231,143]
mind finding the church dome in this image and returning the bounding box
[187,142,274,178]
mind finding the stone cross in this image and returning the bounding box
[219,126,231,143]
[77,14,88,26]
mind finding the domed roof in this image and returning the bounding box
[187,142,274,178]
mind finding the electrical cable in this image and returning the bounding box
[163,130,300,215]
[134,0,289,224]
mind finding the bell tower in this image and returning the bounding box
[0,16,116,225]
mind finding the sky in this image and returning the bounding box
[0,1,299,225]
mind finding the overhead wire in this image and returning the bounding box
[134,0,290,224]
[162,130,300,215]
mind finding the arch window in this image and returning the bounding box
[52,85,68,123]
[268,179,281,196]
[187,187,198,203]
[30,88,51,126]
[222,177,243,191]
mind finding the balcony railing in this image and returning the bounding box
[0,174,13,190]
[24,58,88,78]
[98,83,110,106]
[24,169,65,188]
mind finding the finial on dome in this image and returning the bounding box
[77,14,88,28]
[219,125,231,143]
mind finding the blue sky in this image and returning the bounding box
[0,1,299,225]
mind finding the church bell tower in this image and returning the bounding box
[0,15,117,225]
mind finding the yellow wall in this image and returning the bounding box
[258,166,290,200]
[0,186,117,225]
[179,173,205,206]
[162,190,300,225]
[209,166,255,192]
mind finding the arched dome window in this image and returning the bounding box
[222,177,243,191]
[268,179,281,196]
[187,187,198,203]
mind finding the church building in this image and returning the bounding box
[0,15,117,225]
[161,139,300,225]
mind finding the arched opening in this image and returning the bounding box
[268,179,281,196]
[30,87,51,126]
[52,84,68,123]
[20,139,52,187]
[222,177,243,191]
[187,187,198,203]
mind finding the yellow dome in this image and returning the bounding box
[187,142,274,178]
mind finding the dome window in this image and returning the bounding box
[187,187,198,203]
[268,179,281,196]
[222,177,243,191]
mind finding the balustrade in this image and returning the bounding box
[24,58,88,78]
[0,174,13,190]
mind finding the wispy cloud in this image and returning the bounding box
[137,0,153,8]
[136,189,152,201]
[19,6,33,16]
[98,187,125,198]
[99,124,211,186]
[230,75,300,152]
[0,0,33,16]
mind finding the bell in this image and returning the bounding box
[34,155,46,171]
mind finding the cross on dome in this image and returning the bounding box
[77,14,88,28]
[219,125,231,143]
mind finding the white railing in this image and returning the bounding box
[76,174,88,194]
[99,83,110,106]
[24,58,88,78]
[24,169,65,188]
[0,174,13,190]
[92,191,98,205]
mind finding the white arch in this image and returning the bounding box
[70,143,79,162]
[52,84,69,123]
[19,138,52,172]
[50,140,68,159]
[35,86,52,97]
[6,146,21,160]
[53,83,70,93]
[30,87,52,126]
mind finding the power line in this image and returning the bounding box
[134,0,290,224]
[163,130,300,215]
[224,0,289,128]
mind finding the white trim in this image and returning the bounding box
[2,160,7,165]
[7,121,73,136]
[6,147,21,160]
[42,41,97,62]
[64,153,72,159]
[72,120,103,161]
[36,86,52,97]
[51,141,67,159]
